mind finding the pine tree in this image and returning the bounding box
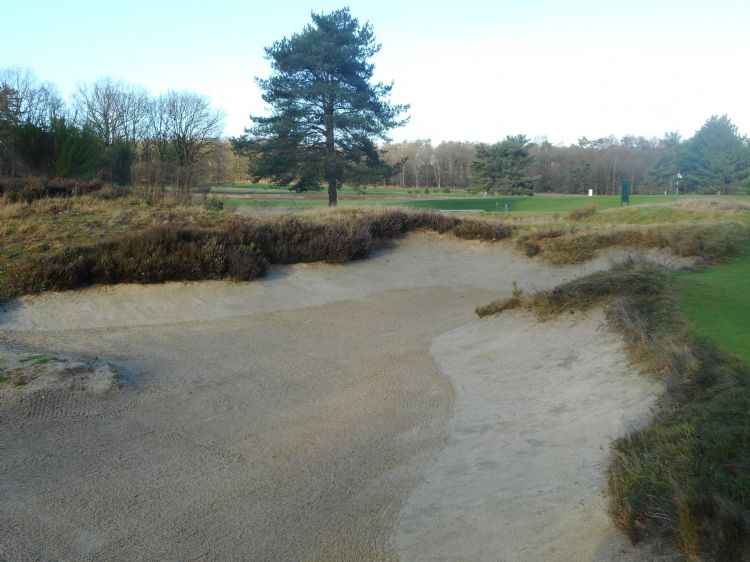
[469,135,539,195]
[234,8,408,206]
[680,115,750,192]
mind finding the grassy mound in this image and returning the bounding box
[7,225,268,296]
[477,263,750,560]
[0,195,744,303]
[0,206,514,301]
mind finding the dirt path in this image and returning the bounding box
[0,234,680,561]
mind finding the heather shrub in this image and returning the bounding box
[452,219,512,240]
[7,225,267,296]
[0,177,105,203]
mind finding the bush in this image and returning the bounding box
[657,223,744,261]
[7,225,268,296]
[223,215,373,264]
[568,205,597,220]
[524,242,540,257]
[0,177,105,203]
[405,211,460,233]
[2,208,516,300]
[452,219,512,240]
[365,209,412,238]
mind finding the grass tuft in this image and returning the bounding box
[568,204,597,220]
[20,353,60,365]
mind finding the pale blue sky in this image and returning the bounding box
[4,0,750,144]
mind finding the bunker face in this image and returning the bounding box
[0,234,675,560]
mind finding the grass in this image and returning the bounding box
[406,194,688,213]
[2,193,746,301]
[2,185,750,557]
[0,195,232,298]
[212,182,471,197]
[222,193,664,212]
[107,362,123,386]
[674,241,750,366]
[20,353,60,365]
[0,204,516,301]
[223,197,410,208]
[476,262,750,560]
[6,224,269,298]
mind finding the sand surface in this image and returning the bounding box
[0,233,681,561]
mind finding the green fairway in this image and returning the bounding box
[223,197,406,208]
[222,193,748,216]
[405,194,686,213]
[223,198,326,208]
[213,183,472,197]
[674,242,750,365]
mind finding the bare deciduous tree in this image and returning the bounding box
[159,90,225,197]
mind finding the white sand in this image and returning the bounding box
[0,233,681,561]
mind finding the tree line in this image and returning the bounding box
[381,116,750,195]
[3,63,749,199]
[0,67,247,199]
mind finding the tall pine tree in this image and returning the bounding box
[234,8,408,206]
[680,115,750,192]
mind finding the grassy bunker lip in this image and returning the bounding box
[0,208,514,302]
[476,262,750,560]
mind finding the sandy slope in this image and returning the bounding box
[0,234,681,561]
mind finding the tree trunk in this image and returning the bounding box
[325,100,337,207]
[328,177,337,206]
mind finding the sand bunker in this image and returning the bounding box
[0,233,679,560]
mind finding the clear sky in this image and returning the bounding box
[4,0,750,144]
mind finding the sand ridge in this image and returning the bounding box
[0,233,681,560]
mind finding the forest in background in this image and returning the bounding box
[382,118,750,195]
[2,67,749,196]
[0,68,247,200]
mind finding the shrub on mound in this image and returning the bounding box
[451,219,513,241]
[8,225,267,295]
[367,209,460,237]
[0,177,107,203]
[3,208,515,300]
[223,211,512,265]
[224,215,374,264]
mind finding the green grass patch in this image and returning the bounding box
[20,353,60,365]
[223,198,408,208]
[406,194,684,213]
[107,362,123,386]
[223,198,328,208]
[674,242,750,366]
[212,183,471,197]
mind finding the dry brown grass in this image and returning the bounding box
[516,222,745,265]
[1,196,746,302]
[0,200,517,301]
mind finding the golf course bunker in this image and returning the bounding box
[0,233,676,560]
